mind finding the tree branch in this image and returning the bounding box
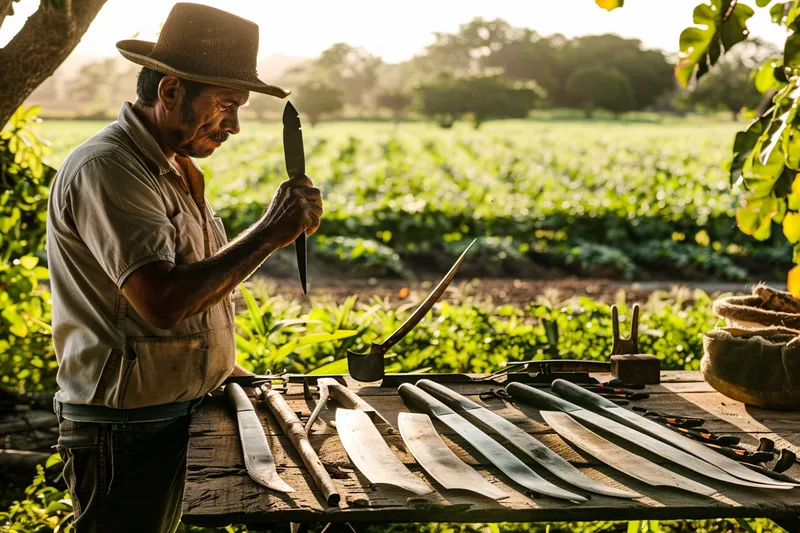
[0,0,107,126]
[0,0,14,31]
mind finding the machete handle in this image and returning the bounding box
[505,382,580,413]
[416,379,481,411]
[324,378,373,411]
[551,378,618,410]
[398,384,455,417]
[225,383,255,412]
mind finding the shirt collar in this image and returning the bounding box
[117,102,173,176]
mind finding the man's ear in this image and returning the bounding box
[157,76,183,111]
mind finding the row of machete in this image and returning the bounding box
[226,377,798,508]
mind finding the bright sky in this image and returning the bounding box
[0,0,791,62]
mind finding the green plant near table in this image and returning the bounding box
[0,105,57,392]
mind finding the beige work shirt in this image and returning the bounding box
[46,102,236,409]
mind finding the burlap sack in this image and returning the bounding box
[712,295,800,329]
[702,326,800,409]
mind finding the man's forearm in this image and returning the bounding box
[160,222,282,324]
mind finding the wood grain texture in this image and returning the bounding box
[181,372,800,527]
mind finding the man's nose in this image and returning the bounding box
[222,110,240,135]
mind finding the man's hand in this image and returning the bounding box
[120,174,323,330]
[259,174,323,250]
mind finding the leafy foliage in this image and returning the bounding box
[0,106,56,392]
[43,119,789,282]
[292,80,344,126]
[416,73,542,128]
[565,66,635,117]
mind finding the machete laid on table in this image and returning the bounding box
[549,379,800,488]
[540,410,716,496]
[282,101,308,295]
[347,239,476,382]
[505,382,795,490]
[336,408,433,495]
[305,377,390,432]
[258,387,340,506]
[415,379,640,499]
[225,383,294,493]
[398,383,588,503]
[398,412,511,500]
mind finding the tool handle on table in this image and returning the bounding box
[505,382,580,413]
[551,378,618,410]
[323,378,374,411]
[398,384,456,417]
[416,379,481,411]
[225,383,255,412]
[264,391,340,507]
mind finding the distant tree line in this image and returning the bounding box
[26,16,781,127]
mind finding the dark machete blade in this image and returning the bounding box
[282,101,307,295]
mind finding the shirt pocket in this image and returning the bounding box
[170,212,206,264]
[120,332,211,408]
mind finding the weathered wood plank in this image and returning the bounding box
[182,371,800,527]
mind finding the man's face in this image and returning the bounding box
[168,85,249,158]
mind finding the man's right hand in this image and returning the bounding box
[260,174,323,250]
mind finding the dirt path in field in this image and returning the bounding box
[251,274,772,308]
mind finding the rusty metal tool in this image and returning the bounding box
[259,387,340,506]
[282,101,308,295]
[631,407,704,428]
[336,408,433,495]
[225,383,294,493]
[549,379,797,488]
[415,379,640,498]
[399,383,588,502]
[347,239,476,382]
[398,412,511,500]
[609,305,660,386]
[304,377,390,432]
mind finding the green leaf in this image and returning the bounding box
[754,59,786,93]
[308,357,350,375]
[18,255,38,269]
[45,453,62,469]
[731,114,770,184]
[736,196,778,240]
[9,321,28,337]
[784,211,800,242]
[239,285,266,337]
[595,0,624,10]
[675,0,755,87]
[785,32,800,69]
[295,330,359,346]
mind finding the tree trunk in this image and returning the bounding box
[0,0,109,127]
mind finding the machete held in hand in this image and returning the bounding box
[282,101,308,295]
[347,239,477,382]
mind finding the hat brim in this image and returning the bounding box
[116,39,291,99]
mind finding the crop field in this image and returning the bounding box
[38,118,789,282]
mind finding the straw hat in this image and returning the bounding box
[116,2,290,98]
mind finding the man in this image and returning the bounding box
[45,3,322,532]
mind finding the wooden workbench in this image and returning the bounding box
[180,371,800,530]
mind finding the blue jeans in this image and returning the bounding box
[56,414,191,533]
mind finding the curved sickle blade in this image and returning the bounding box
[282,101,307,295]
[347,239,477,382]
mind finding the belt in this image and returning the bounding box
[53,396,205,424]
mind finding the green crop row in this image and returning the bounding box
[39,119,793,282]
